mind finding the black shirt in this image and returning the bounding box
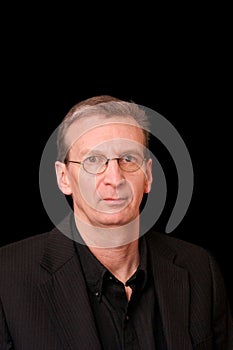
[73,225,167,349]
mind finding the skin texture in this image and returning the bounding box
[55,115,153,230]
[55,115,153,295]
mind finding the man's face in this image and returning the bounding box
[56,116,152,229]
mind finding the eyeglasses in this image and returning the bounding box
[64,154,146,175]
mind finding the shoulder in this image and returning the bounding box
[0,225,76,276]
[0,226,70,267]
[145,230,216,272]
[145,230,231,302]
[0,231,50,254]
[145,230,209,256]
[0,232,51,268]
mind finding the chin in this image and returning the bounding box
[95,211,138,228]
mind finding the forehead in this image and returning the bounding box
[66,115,145,155]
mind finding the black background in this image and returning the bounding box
[1,5,232,312]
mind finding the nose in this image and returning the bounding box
[103,158,125,186]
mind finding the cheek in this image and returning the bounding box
[124,176,146,202]
[73,172,146,207]
[76,173,99,205]
[135,173,148,195]
[134,181,147,200]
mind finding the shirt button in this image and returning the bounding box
[109,276,113,280]
[126,315,130,321]
[94,292,99,297]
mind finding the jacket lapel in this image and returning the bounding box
[147,231,193,350]
[38,228,102,350]
[38,225,194,349]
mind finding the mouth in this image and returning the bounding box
[102,197,129,207]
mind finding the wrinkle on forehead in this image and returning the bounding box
[78,139,146,159]
[65,114,144,157]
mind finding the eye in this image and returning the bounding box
[84,155,106,164]
[85,156,98,163]
[121,155,137,163]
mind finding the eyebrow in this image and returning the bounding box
[79,148,144,158]
[78,149,104,158]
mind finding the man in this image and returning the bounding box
[0,95,232,349]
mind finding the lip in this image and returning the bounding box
[102,198,128,206]
[103,197,127,201]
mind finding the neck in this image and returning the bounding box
[74,215,140,249]
[74,215,140,284]
[89,239,139,284]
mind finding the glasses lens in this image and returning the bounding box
[83,155,107,174]
[119,155,143,172]
[82,154,144,174]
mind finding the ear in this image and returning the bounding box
[55,161,72,195]
[144,158,153,194]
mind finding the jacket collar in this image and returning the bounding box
[146,230,193,349]
[39,221,192,350]
[39,219,102,350]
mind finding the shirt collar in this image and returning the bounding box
[71,214,148,301]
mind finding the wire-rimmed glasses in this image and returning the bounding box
[64,154,146,175]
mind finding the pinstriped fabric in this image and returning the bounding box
[0,227,233,349]
[147,231,233,349]
[0,233,65,349]
[173,241,213,343]
[38,258,102,349]
[150,252,193,349]
[0,231,101,349]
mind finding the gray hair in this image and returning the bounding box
[57,97,150,162]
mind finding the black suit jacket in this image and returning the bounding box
[0,225,233,349]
